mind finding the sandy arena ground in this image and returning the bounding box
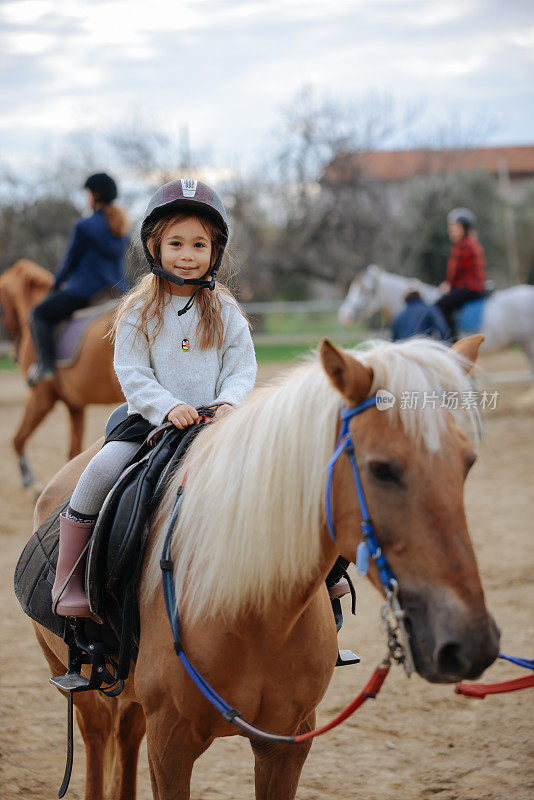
[1,350,533,799]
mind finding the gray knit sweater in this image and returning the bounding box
[114,294,257,426]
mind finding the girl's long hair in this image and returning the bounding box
[110,211,246,350]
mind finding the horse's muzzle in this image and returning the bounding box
[402,587,501,684]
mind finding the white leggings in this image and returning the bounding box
[69,440,140,517]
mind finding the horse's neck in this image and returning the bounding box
[378,272,440,315]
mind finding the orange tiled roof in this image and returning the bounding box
[322,145,534,183]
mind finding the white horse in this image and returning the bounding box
[339,264,534,370]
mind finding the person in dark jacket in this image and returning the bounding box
[28,173,129,386]
[392,290,451,342]
[434,207,487,340]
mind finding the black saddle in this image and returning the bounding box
[87,422,203,666]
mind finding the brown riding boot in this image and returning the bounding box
[328,577,351,599]
[51,513,93,617]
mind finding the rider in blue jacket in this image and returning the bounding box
[392,290,451,342]
[28,173,129,386]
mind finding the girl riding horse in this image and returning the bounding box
[28,172,129,386]
[51,178,257,618]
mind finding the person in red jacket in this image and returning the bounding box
[435,207,487,339]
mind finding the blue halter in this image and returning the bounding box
[325,396,396,590]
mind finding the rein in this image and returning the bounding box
[456,653,534,698]
[160,395,412,743]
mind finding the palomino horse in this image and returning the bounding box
[32,336,499,800]
[0,259,123,489]
[339,264,534,371]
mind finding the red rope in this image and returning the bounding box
[455,673,534,698]
[294,663,391,742]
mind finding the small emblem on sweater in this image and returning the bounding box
[181,179,197,198]
[181,338,191,352]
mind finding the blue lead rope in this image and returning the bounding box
[160,488,237,719]
[157,398,403,741]
[159,395,398,725]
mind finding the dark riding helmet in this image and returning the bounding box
[83,173,118,204]
[140,179,229,315]
[447,207,476,231]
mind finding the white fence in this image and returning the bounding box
[1,298,532,385]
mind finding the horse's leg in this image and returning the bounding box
[521,338,534,374]
[67,404,85,460]
[145,710,209,800]
[74,692,115,800]
[147,749,159,800]
[13,384,56,487]
[104,700,146,800]
[250,712,315,800]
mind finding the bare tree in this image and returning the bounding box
[263,87,407,293]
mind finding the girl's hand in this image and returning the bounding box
[167,404,200,429]
[439,281,451,293]
[214,403,233,420]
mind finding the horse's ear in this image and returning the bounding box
[450,334,485,373]
[320,339,373,403]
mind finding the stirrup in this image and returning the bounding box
[51,620,124,798]
[336,649,361,667]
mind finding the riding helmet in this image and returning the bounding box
[447,207,476,231]
[140,179,229,304]
[84,173,118,204]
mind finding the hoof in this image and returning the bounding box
[19,455,36,488]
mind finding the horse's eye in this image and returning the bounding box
[368,460,402,485]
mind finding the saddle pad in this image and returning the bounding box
[14,496,119,651]
[55,300,117,368]
[457,298,486,333]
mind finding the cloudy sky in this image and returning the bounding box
[1,0,533,173]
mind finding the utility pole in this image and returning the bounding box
[498,157,521,284]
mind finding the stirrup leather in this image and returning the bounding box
[51,620,124,798]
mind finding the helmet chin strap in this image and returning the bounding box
[168,282,206,316]
[151,264,215,289]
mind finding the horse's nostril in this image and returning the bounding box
[436,642,466,678]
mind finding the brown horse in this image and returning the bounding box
[31,335,499,800]
[0,259,123,489]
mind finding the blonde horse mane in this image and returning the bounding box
[144,339,480,624]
